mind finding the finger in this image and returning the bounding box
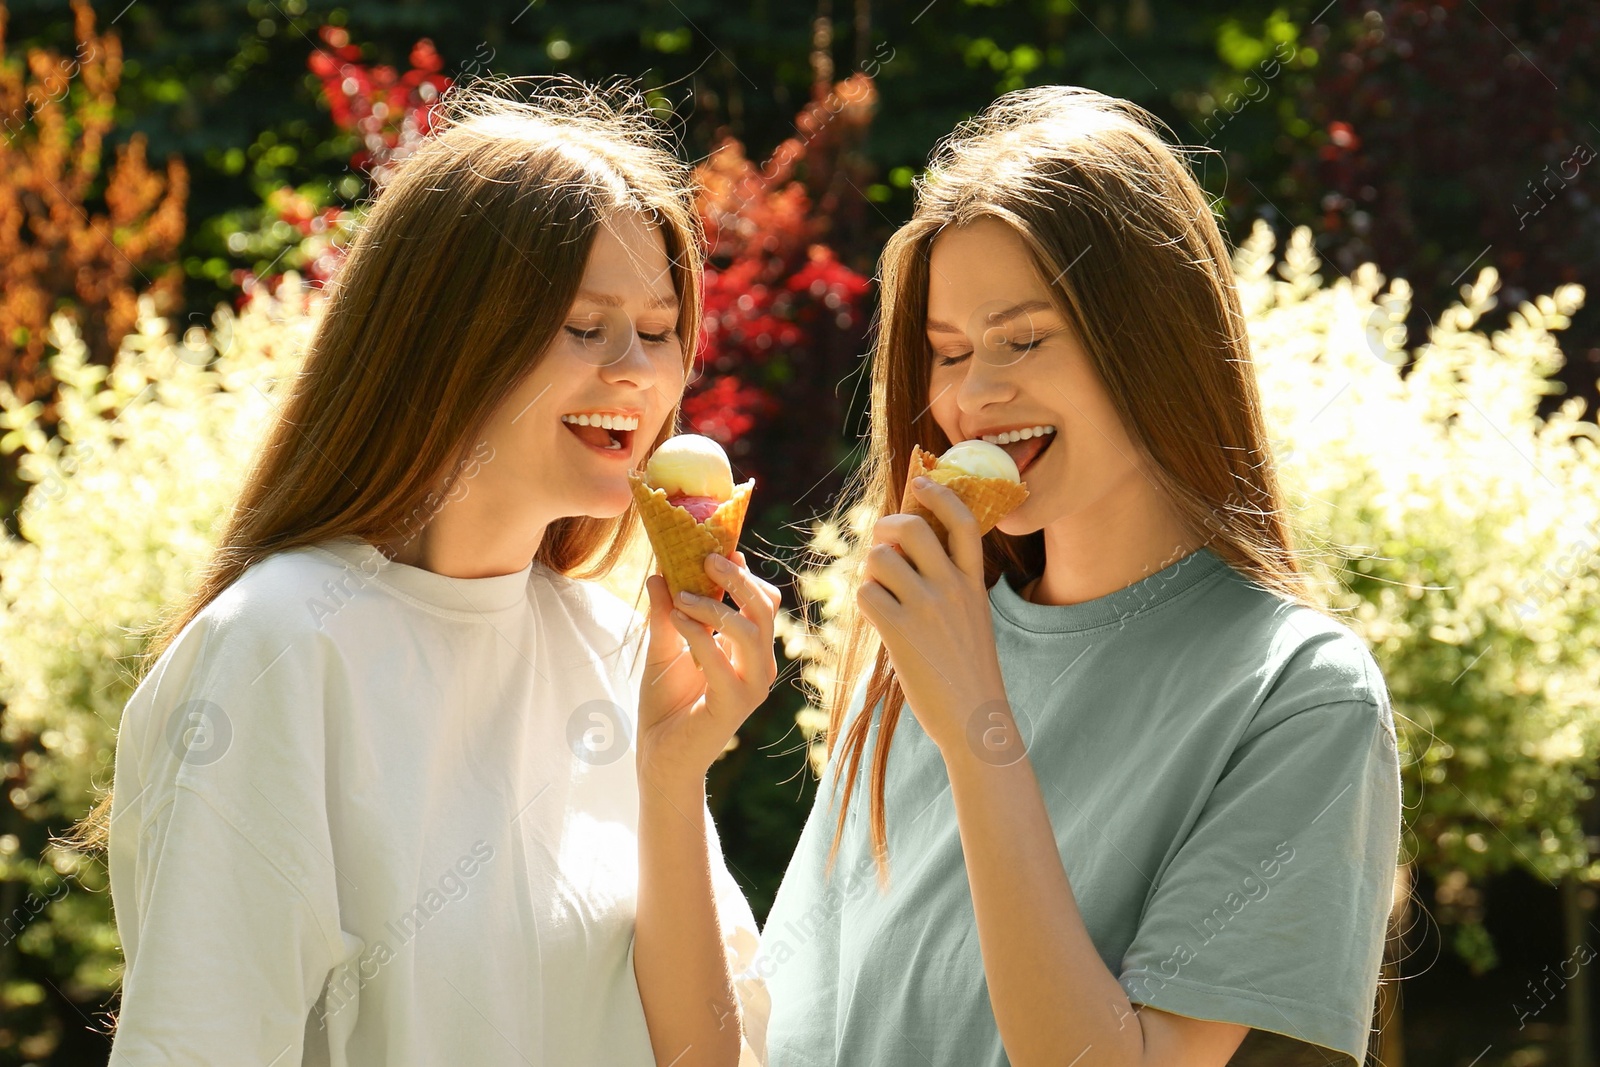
[872,512,953,580]
[730,549,783,612]
[705,553,779,644]
[675,588,761,646]
[909,477,984,581]
[681,579,772,687]
[642,574,689,674]
[854,578,896,631]
[669,606,740,693]
[861,542,918,604]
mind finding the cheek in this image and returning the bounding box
[1081,396,1140,469]
[659,349,690,398]
[926,373,963,438]
[1046,359,1130,457]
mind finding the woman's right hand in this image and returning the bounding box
[636,549,780,788]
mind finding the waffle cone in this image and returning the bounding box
[900,444,1029,549]
[629,473,756,600]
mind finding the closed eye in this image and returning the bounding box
[934,336,1046,366]
[565,325,677,344]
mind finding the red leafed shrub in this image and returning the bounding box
[688,78,876,498]
[681,374,778,445]
[307,25,453,184]
[236,29,453,299]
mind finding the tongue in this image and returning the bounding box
[569,423,615,449]
[1003,434,1050,472]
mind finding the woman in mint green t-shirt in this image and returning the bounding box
[759,86,1403,1067]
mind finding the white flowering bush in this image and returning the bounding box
[778,223,1600,971]
[0,277,319,997]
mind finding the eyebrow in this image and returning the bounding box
[574,288,680,311]
[926,300,1057,334]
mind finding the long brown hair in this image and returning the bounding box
[69,77,703,851]
[817,85,1323,885]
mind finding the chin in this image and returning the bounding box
[995,503,1046,537]
[576,483,634,521]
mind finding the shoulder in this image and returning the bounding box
[529,562,647,634]
[1253,602,1393,746]
[204,544,358,649]
[1199,567,1393,743]
[128,547,348,727]
[117,549,347,805]
[1265,602,1385,702]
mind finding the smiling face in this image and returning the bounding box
[474,209,687,528]
[924,216,1154,536]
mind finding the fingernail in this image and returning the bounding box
[913,476,932,488]
[678,590,699,604]
[708,554,732,572]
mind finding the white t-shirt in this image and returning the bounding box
[107,535,769,1066]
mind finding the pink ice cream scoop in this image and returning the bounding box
[669,494,722,522]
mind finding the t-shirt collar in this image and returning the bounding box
[990,546,1228,633]
[312,535,534,615]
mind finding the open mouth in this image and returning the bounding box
[981,424,1057,478]
[561,412,637,459]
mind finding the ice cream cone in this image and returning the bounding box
[629,472,756,600]
[900,444,1030,549]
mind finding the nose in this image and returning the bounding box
[953,340,1017,419]
[597,319,659,392]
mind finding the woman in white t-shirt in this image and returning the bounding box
[78,82,778,1066]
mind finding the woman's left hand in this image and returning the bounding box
[856,477,1009,756]
[638,549,781,789]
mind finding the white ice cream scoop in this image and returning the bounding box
[935,439,1020,482]
[643,433,735,500]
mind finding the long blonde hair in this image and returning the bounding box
[69,78,704,851]
[818,85,1320,884]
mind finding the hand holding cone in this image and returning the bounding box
[900,442,1029,550]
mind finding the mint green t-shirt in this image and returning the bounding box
[759,547,1401,1066]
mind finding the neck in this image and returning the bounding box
[1027,474,1202,607]
[378,480,547,579]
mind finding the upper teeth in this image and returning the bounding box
[562,413,639,430]
[980,425,1056,445]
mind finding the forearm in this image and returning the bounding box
[943,731,1148,1067]
[634,773,741,1067]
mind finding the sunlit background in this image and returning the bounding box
[0,1,1596,1064]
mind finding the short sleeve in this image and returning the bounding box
[1117,698,1401,1065]
[705,799,771,1067]
[107,606,347,1065]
